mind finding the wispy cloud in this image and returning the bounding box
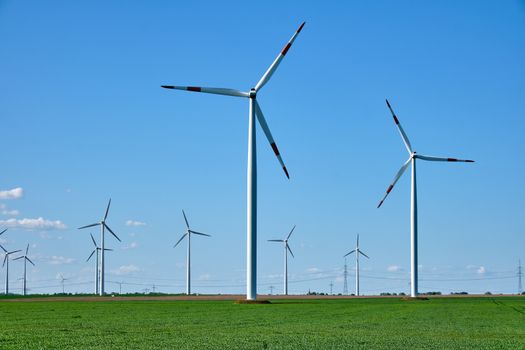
[125,220,146,227]
[306,267,321,273]
[112,264,140,275]
[387,265,403,272]
[0,217,67,230]
[477,266,486,274]
[0,187,23,200]
[49,256,75,265]
[0,204,19,216]
[198,273,211,281]
[122,242,139,250]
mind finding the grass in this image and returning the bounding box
[0,296,524,349]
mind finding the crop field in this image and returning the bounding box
[0,296,524,349]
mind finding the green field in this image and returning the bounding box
[0,296,524,349]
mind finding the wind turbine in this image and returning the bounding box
[344,234,369,296]
[1,244,21,295]
[13,244,35,296]
[173,210,211,295]
[377,99,474,297]
[78,199,121,295]
[59,274,68,294]
[162,22,305,300]
[268,225,296,295]
[86,233,113,295]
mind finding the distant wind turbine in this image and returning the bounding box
[162,22,305,300]
[173,210,211,295]
[78,199,121,295]
[268,225,296,295]
[59,274,68,294]
[344,234,369,296]
[1,243,21,295]
[377,99,474,297]
[13,244,35,296]
[86,233,113,295]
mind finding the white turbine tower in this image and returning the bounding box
[173,210,211,296]
[59,274,68,294]
[86,233,113,295]
[78,199,121,295]
[1,245,21,295]
[268,225,296,295]
[13,244,35,296]
[344,234,369,296]
[377,99,474,297]
[162,22,305,300]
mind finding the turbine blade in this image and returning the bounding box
[182,210,190,229]
[357,234,359,248]
[103,223,121,242]
[90,233,98,248]
[0,244,6,253]
[86,250,96,262]
[161,85,249,98]
[286,225,296,240]
[2,255,6,267]
[254,100,289,178]
[190,230,211,237]
[287,243,295,258]
[254,22,305,92]
[377,157,411,208]
[359,251,370,259]
[415,154,475,163]
[0,228,7,236]
[8,250,21,255]
[26,257,35,266]
[104,198,111,221]
[344,249,356,257]
[13,256,23,261]
[268,239,284,242]
[386,99,413,155]
[25,244,29,255]
[173,233,187,248]
[78,223,100,230]
[104,248,113,251]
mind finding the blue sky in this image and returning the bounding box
[0,1,524,295]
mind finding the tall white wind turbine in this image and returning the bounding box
[13,244,35,296]
[268,225,296,295]
[162,22,305,300]
[173,210,211,295]
[377,99,474,297]
[343,234,369,296]
[86,233,113,295]
[1,244,21,295]
[78,199,121,295]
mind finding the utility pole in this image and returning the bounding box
[152,284,156,293]
[518,260,523,295]
[119,281,123,294]
[343,258,348,295]
[329,281,333,295]
[269,285,274,295]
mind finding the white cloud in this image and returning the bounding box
[306,267,321,273]
[49,256,75,265]
[335,276,344,283]
[112,264,140,275]
[0,187,23,200]
[477,266,486,275]
[198,273,211,281]
[0,204,20,216]
[387,265,402,272]
[126,220,146,227]
[122,242,139,250]
[0,217,67,230]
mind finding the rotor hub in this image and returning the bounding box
[249,88,256,99]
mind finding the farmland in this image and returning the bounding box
[0,296,524,349]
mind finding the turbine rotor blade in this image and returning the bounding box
[90,233,98,248]
[8,249,22,255]
[377,157,411,208]
[0,228,7,236]
[344,249,356,257]
[286,243,295,258]
[182,210,190,229]
[86,250,96,262]
[161,85,249,98]
[103,223,121,242]
[359,251,370,259]
[386,99,413,155]
[26,244,29,255]
[190,230,211,237]
[286,225,296,240]
[254,22,305,92]
[254,100,289,178]
[268,239,284,242]
[78,223,100,230]
[173,233,187,248]
[415,154,475,163]
[2,255,6,267]
[26,257,35,266]
[0,244,6,253]
[13,256,24,261]
[104,198,111,221]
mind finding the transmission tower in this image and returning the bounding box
[518,260,523,295]
[343,258,349,295]
[329,281,333,295]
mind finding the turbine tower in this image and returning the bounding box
[1,243,21,295]
[13,244,35,296]
[162,22,305,300]
[78,199,121,295]
[344,234,369,296]
[86,233,112,295]
[377,99,474,297]
[268,225,296,295]
[173,210,211,295]
[59,274,68,294]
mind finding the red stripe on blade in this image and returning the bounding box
[282,43,292,56]
[297,22,305,33]
[283,166,290,179]
[393,116,399,125]
[187,86,201,92]
[447,158,458,162]
[386,185,394,193]
[271,143,280,156]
